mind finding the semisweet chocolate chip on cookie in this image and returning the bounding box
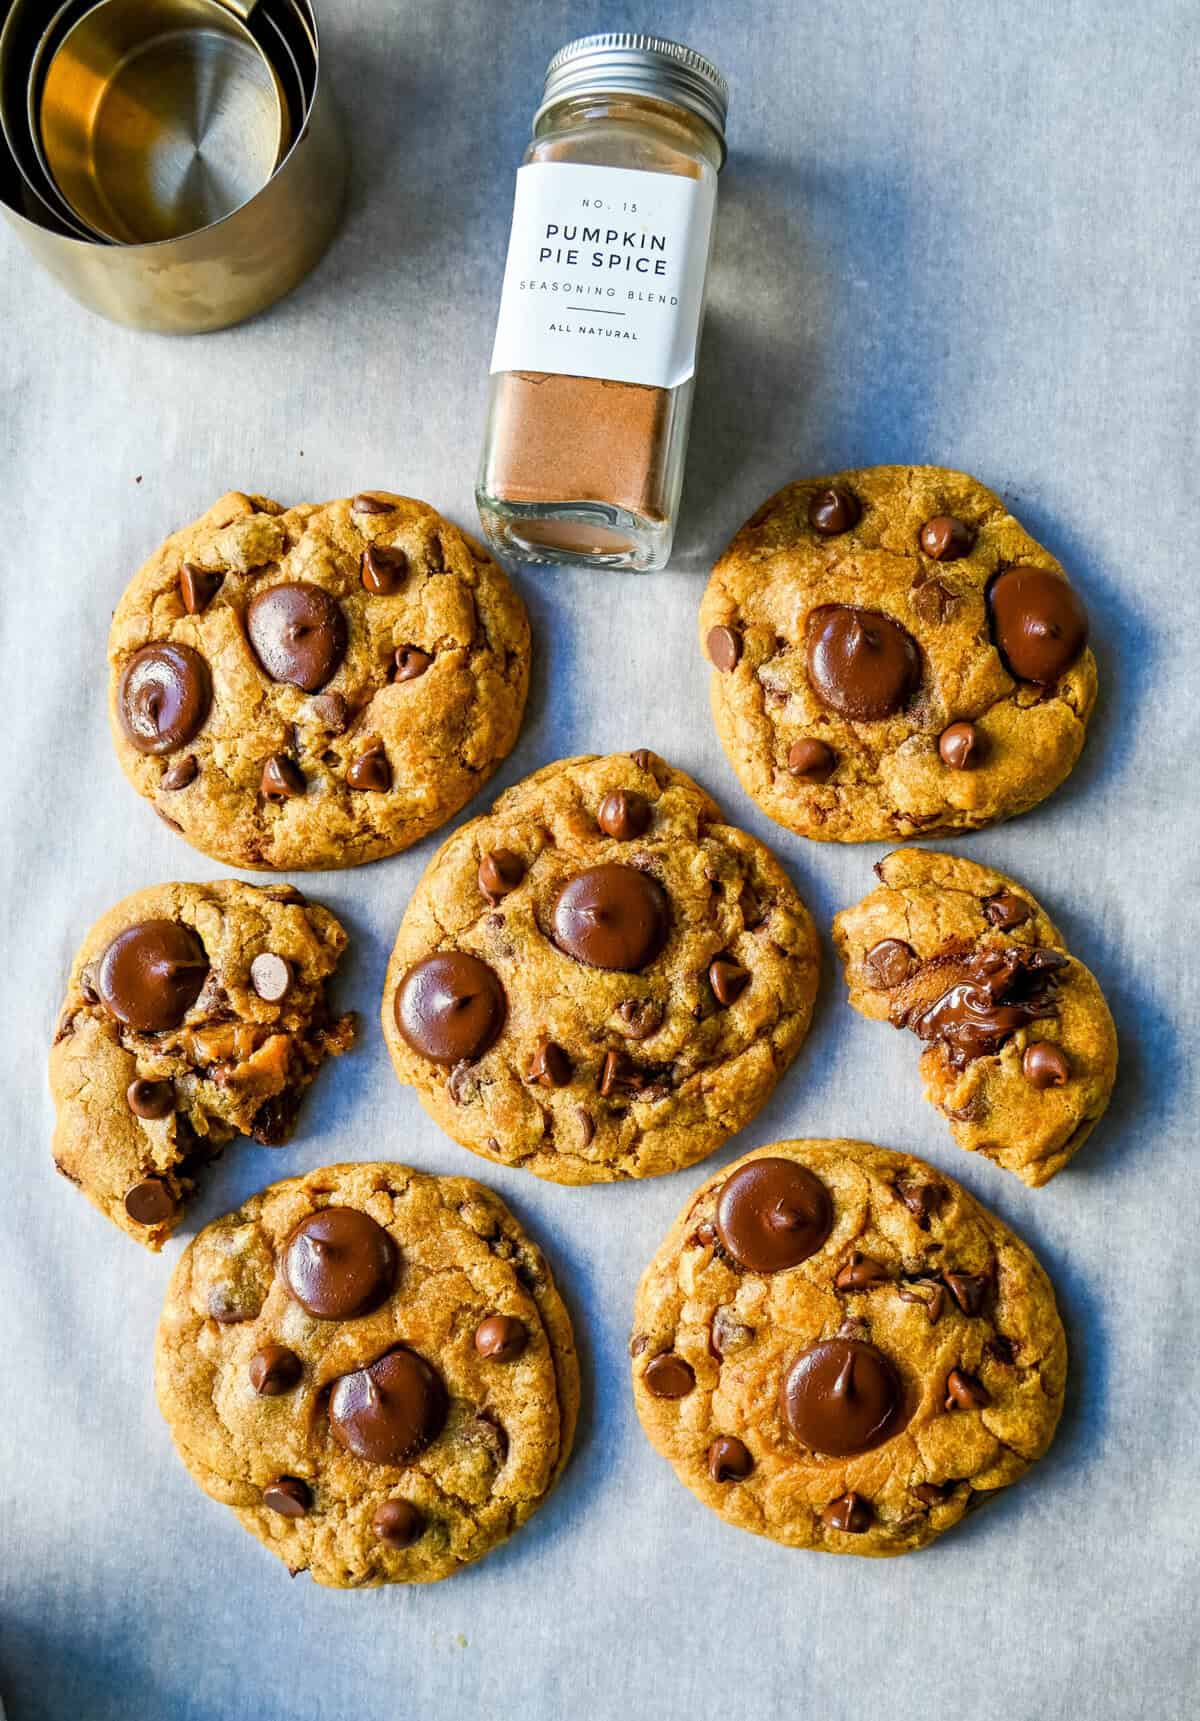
[700,465,1097,843]
[155,1163,578,1587]
[832,850,1118,1186]
[381,752,821,1184]
[632,1138,1067,1556]
[49,880,356,1248]
[108,490,531,870]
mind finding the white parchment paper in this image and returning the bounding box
[1,3,1197,1718]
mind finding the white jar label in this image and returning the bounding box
[489,162,717,390]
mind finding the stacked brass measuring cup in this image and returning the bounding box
[0,0,344,331]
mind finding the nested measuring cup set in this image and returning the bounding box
[0,0,344,330]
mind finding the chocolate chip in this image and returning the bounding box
[249,1344,303,1396]
[1022,1042,1070,1088]
[395,952,506,1065]
[310,692,348,733]
[986,1335,1017,1366]
[630,748,655,772]
[392,646,432,682]
[126,1078,173,1119]
[123,1177,176,1226]
[576,1108,595,1147]
[984,891,1032,930]
[617,998,663,1039]
[251,1090,300,1146]
[552,865,669,971]
[373,1499,423,1548]
[865,938,916,989]
[919,516,974,561]
[352,493,394,514]
[161,754,198,791]
[597,1048,643,1098]
[939,721,981,769]
[528,1037,571,1087]
[179,563,224,614]
[246,583,347,692]
[361,543,408,594]
[347,744,392,792]
[945,1272,990,1316]
[821,1491,872,1533]
[261,754,305,800]
[835,1253,889,1291]
[118,643,211,756]
[97,920,208,1030]
[913,1481,950,1506]
[808,486,861,536]
[782,1338,903,1456]
[898,1280,946,1324]
[447,1061,480,1106]
[644,1353,695,1399]
[329,1347,447,1464]
[987,567,1088,686]
[895,1177,946,1229]
[283,1207,397,1319]
[478,850,525,901]
[898,945,1068,1069]
[787,738,836,781]
[263,1476,310,1517]
[944,1367,990,1411]
[706,625,741,671]
[474,1315,527,1361]
[716,1158,832,1273]
[708,955,749,1006]
[707,1436,753,1483]
[249,952,292,1002]
[597,790,651,840]
[806,605,921,720]
[912,575,959,624]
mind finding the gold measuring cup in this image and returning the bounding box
[36,0,290,243]
[0,0,345,331]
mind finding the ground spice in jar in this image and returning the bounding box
[477,35,728,571]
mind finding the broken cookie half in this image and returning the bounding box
[832,850,1117,1186]
[50,880,356,1247]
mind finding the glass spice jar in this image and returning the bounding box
[477,33,727,572]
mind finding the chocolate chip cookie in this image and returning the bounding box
[50,882,355,1248]
[632,1139,1066,1557]
[700,466,1097,842]
[108,490,531,870]
[155,1163,578,1587]
[381,752,820,1184]
[833,850,1117,1185]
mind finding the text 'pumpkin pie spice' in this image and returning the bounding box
[154,1163,579,1587]
[833,849,1117,1187]
[699,464,1097,842]
[477,35,728,571]
[381,751,820,1184]
[632,1139,1067,1557]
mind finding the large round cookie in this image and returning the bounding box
[632,1139,1066,1558]
[108,490,530,870]
[700,465,1097,842]
[381,752,820,1184]
[833,849,1118,1186]
[156,1163,579,1588]
[50,881,355,1249]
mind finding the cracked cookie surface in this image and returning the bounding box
[381,752,820,1184]
[108,491,530,870]
[632,1139,1066,1558]
[833,850,1117,1185]
[50,881,355,1248]
[155,1163,578,1587]
[700,465,1097,842]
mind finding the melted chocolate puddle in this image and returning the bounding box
[891,945,1068,1068]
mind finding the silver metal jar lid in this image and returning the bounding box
[535,33,728,158]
